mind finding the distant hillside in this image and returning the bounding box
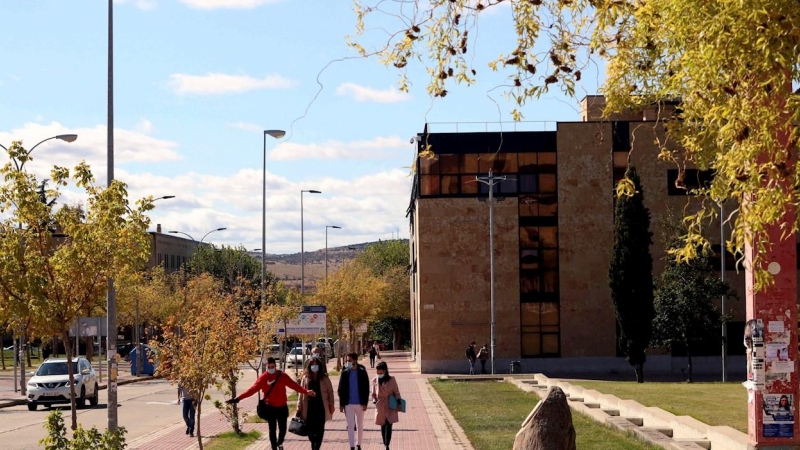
[250,240,408,287]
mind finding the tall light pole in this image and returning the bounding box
[0,134,78,396]
[475,169,510,375]
[106,0,118,431]
[325,225,342,281]
[263,130,285,305]
[300,190,321,296]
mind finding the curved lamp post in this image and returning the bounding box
[300,190,321,296]
[168,227,227,244]
[0,134,79,172]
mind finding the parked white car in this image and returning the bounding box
[27,357,99,411]
[285,347,305,368]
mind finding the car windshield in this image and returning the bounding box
[36,362,79,376]
[289,348,302,355]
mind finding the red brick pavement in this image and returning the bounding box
[128,353,472,450]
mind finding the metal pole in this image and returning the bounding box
[13,336,17,393]
[19,334,26,395]
[106,0,119,431]
[720,203,727,382]
[325,227,328,282]
[262,132,267,305]
[300,192,305,297]
[488,170,496,375]
[135,298,141,376]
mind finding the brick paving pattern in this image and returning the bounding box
[128,353,472,450]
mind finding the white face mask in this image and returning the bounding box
[267,368,276,375]
[345,362,353,369]
[310,365,319,373]
[377,372,387,378]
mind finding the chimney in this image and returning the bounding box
[157,224,162,233]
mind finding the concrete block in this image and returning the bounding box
[634,427,674,446]
[670,415,710,439]
[625,417,644,426]
[672,438,710,449]
[705,425,747,450]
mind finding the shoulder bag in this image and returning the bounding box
[256,371,282,421]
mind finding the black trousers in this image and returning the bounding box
[265,405,289,450]
[480,359,487,374]
[381,420,394,446]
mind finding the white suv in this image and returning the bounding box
[27,357,99,411]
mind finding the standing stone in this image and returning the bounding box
[513,386,576,450]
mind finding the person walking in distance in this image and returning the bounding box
[338,352,370,450]
[465,341,477,375]
[297,356,336,450]
[226,357,316,450]
[368,342,380,368]
[372,361,401,450]
[177,382,196,437]
[477,343,489,374]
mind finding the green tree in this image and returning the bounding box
[0,142,152,430]
[609,165,654,383]
[350,1,800,287]
[355,240,410,349]
[652,212,734,383]
[188,244,271,297]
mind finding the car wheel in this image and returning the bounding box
[77,386,86,409]
[89,384,99,407]
[27,402,37,411]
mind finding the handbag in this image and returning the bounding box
[388,394,406,413]
[256,371,282,421]
[288,416,308,436]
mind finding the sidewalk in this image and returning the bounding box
[129,352,473,450]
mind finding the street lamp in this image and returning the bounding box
[168,227,227,244]
[263,130,285,306]
[107,0,119,430]
[325,226,342,281]
[719,201,727,382]
[475,169,512,375]
[300,190,321,296]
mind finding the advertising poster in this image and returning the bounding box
[767,343,790,361]
[763,394,795,438]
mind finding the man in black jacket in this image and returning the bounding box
[338,352,370,450]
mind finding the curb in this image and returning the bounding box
[0,375,156,409]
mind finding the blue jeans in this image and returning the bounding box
[469,359,476,375]
[182,399,195,433]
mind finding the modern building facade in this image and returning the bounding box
[148,224,199,272]
[408,96,756,375]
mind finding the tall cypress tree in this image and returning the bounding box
[609,165,654,383]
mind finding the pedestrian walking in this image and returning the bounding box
[297,356,335,450]
[477,343,489,374]
[226,357,316,450]
[372,361,401,450]
[368,342,380,368]
[177,383,196,437]
[338,352,370,450]
[465,341,477,375]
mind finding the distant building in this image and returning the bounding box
[148,224,199,272]
[407,95,756,375]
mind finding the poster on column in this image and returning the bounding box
[762,394,795,438]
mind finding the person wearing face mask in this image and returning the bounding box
[337,352,370,450]
[297,357,335,450]
[225,357,316,450]
[372,361,401,450]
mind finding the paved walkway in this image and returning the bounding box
[129,352,473,450]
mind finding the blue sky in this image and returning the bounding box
[0,0,603,253]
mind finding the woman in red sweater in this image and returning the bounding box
[227,357,316,450]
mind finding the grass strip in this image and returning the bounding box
[572,380,746,433]
[205,430,260,450]
[430,379,660,450]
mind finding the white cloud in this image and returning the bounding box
[178,0,283,9]
[269,136,411,161]
[0,121,181,181]
[336,83,410,103]
[228,122,263,132]
[169,73,297,95]
[137,119,154,134]
[114,0,158,10]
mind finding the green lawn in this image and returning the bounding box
[0,350,43,371]
[430,380,661,450]
[571,380,747,433]
[205,430,260,450]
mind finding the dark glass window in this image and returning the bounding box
[520,174,538,193]
[521,302,560,357]
[419,156,439,174]
[460,176,478,194]
[460,154,479,173]
[440,154,459,174]
[441,175,459,194]
[420,175,440,196]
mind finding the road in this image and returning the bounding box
[0,369,260,450]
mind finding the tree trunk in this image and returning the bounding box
[229,371,241,434]
[26,343,32,367]
[634,363,644,383]
[687,351,693,383]
[85,336,93,362]
[1,333,5,370]
[196,398,204,449]
[60,330,78,431]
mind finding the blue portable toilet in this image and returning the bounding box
[129,345,156,376]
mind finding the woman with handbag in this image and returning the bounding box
[372,361,401,450]
[226,357,315,450]
[296,356,335,450]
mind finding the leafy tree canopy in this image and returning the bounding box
[351,0,800,288]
